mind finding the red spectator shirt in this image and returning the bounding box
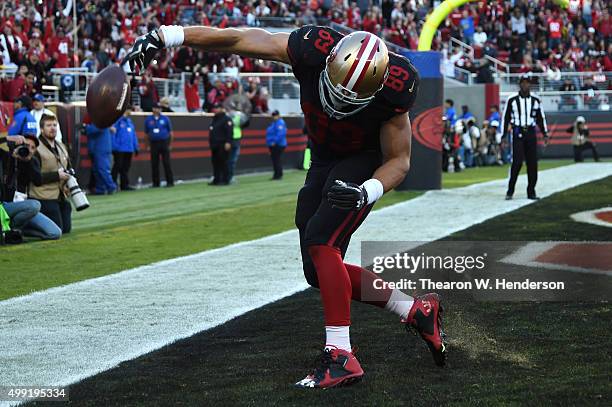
[362,17,377,34]
[603,54,612,72]
[185,80,201,112]
[6,76,25,101]
[49,37,72,68]
[547,18,563,39]
[450,11,462,26]
[596,15,611,38]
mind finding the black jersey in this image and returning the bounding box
[287,25,419,159]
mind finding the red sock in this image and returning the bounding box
[308,245,352,326]
[345,263,393,308]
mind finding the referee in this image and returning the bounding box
[502,74,549,200]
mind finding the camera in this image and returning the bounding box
[14,144,30,158]
[64,169,90,212]
[7,141,31,159]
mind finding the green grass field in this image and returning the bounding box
[0,160,571,301]
[46,174,611,407]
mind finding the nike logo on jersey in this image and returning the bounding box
[408,81,416,93]
[303,29,312,40]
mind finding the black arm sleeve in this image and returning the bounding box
[225,118,233,143]
[29,155,47,186]
[535,108,548,134]
[502,97,513,135]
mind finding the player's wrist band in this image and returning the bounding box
[361,179,384,205]
[159,25,184,48]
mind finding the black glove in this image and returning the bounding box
[122,30,164,73]
[327,180,368,210]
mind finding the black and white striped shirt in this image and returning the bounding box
[502,92,548,135]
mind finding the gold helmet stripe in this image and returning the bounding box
[351,38,380,91]
[340,34,374,88]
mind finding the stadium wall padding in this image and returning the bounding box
[55,105,307,184]
[47,102,611,188]
[398,51,443,190]
[540,111,612,159]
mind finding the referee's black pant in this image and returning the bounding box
[507,128,538,197]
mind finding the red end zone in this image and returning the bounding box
[570,207,612,229]
[534,243,612,272]
[500,242,612,276]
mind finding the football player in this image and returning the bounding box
[123,25,447,388]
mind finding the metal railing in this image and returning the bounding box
[500,89,612,113]
[484,55,510,75]
[451,66,476,85]
[445,38,509,82]
[498,71,612,93]
[449,37,474,60]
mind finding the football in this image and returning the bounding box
[86,64,131,129]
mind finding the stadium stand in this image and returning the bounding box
[0,0,609,108]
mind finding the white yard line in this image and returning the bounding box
[0,163,611,405]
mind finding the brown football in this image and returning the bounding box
[86,65,131,128]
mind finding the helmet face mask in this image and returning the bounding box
[318,70,374,120]
[318,31,390,120]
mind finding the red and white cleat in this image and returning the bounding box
[294,347,364,389]
[403,293,448,367]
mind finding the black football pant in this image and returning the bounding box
[211,145,230,185]
[295,151,382,288]
[150,139,174,187]
[269,145,285,179]
[112,152,133,190]
[573,142,600,162]
[507,129,538,197]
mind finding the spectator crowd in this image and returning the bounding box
[0,1,609,110]
[436,0,611,77]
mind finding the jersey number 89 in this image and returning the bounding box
[384,65,410,92]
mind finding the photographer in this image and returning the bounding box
[28,114,74,234]
[567,116,600,163]
[1,133,61,241]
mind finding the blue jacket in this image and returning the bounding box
[445,107,456,125]
[460,16,475,39]
[8,108,37,136]
[144,114,172,141]
[86,124,113,154]
[112,116,139,153]
[488,111,501,123]
[461,111,475,121]
[266,118,287,147]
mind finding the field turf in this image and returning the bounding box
[39,175,611,407]
[0,160,571,301]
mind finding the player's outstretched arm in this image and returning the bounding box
[182,27,290,63]
[123,25,290,73]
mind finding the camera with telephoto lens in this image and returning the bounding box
[64,169,90,211]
